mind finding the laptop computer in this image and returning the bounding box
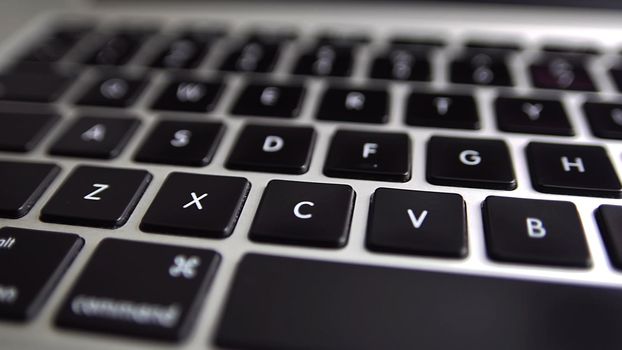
[1,0,622,349]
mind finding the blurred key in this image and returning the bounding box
[316,87,388,124]
[450,50,513,86]
[76,75,148,108]
[406,92,479,130]
[0,161,60,219]
[370,48,431,81]
[0,111,59,152]
[583,102,622,140]
[220,41,282,73]
[83,30,154,66]
[529,55,596,91]
[20,25,91,63]
[293,45,354,77]
[495,97,573,136]
[148,30,223,69]
[151,78,223,113]
[596,205,622,270]
[231,82,305,118]
[0,70,75,103]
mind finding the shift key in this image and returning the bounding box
[55,239,220,342]
[0,227,83,321]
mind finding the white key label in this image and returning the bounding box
[84,184,110,201]
[407,209,428,229]
[294,201,314,219]
[526,217,547,238]
[81,124,106,142]
[170,129,192,148]
[459,150,481,166]
[183,192,208,210]
[169,255,201,279]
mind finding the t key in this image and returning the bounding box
[406,92,480,130]
[41,166,152,228]
[0,227,83,321]
[526,142,622,198]
[56,239,220,341]
[483,196,591,267]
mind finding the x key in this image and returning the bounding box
[141,172,250,238]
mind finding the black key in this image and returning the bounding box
[148,33,215,69]
[83,30,153,66]
[465,41,522,51]
[483,196,591,267]
[56,238,220,341]
[426,136,516,190]
[366,188,467,258]
[151,79,223,113]
[450,51,513,86]
[405,92,480,130]
[390,36,445,48]
[583,102,622,139]
[609,67,622,92]
[370,48,431,81]
[0,112,59,152]
[0,71,75,103]
[217,253,622,350]
[316,87,388,124]
[526,142,622,198]
[219,41,281,73]
[596,205,622,270]
[292,45,354,77]
[230,82,305,118]
[495,97,573,135]
[226,124,315,174]
[249,180,355,248]
[41,166,151,228]
[20,25,91,63]
[0,161,60,218]
[141,172,250,238]
[49,116,140,159]
[541,44,600,56]
[529,56,596,91]
[0,227,83,321]
[316,33,370,46]
[76,75,148,108]
[324,130,411,182]
[135,120,224,166]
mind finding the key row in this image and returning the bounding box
[13,24,622,92]
[0,161,620,268]
[6,72,622,137]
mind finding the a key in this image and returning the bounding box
[249,180,355,248]
[366,188,467,258]
[495,97,573,135]
[541,45,599,56]
[316,33,370,46]
[56,238,220,341]
[151,79,223,113]
[583,102,622,139]
[316,87,388,124]
[596,205,622,270]
[20,25,91,63]
[609,67,622,92]
[324,130,411,182]
[230,82,305,118]
[141,172,250,238]
[370,48,431,81]
[390,36,445,48]
[529,56,596,91]
[49,116,140,159]
[148,31,221,69]
[0,227,83,321]
[41,166,151,228]
[82,30,154,66]
[134,120,224,166]
[483,196,591,267]
[450,51,513,86]
[292,45,354,77]
[217,253,622,350]
[76,75,148,108]
[226,124,315,174]
[0,70,75,103]
[0,111,59,152]
[219,41,281,73]
[405,92,480,129]
[0,161,60,218]
[526,142,622,198]
[464,41,522,51]
[426,136,516,190]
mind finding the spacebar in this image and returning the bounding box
[216,253,622,350]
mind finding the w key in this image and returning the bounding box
[56,238,220,341]
[41,166,152,228]
[526,142,622,198]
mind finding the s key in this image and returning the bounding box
[41,166,152,228]
[56,239,220,341]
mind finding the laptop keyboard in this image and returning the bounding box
[2,17,622,349]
